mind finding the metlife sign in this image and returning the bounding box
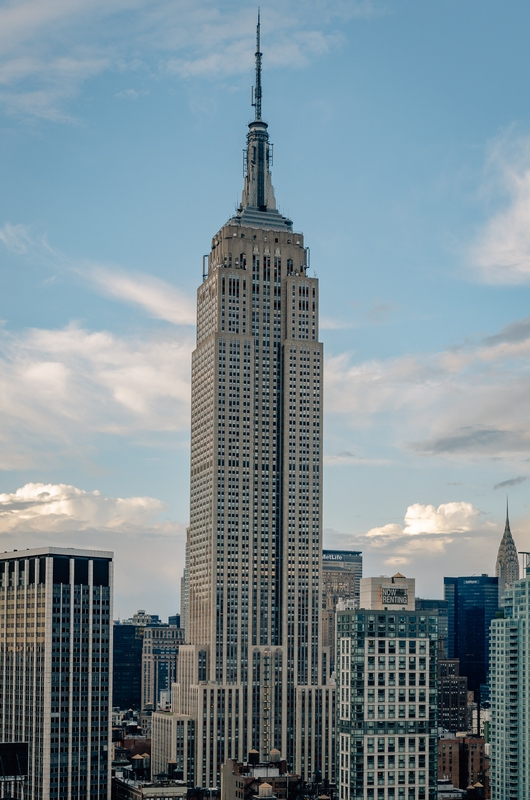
[381,585,408,606]
[322,550,362,563]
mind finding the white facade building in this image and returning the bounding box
[336,574,439,800]
[490,558,530,800]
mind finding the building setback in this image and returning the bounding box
[490,557,530,800]
[0,546,113,800]
[161,15,334,787]
[336,574,439,800]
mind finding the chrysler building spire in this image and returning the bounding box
[496,498,519,594]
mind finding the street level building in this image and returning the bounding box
[112,775,187,800]
[438,735,488,795]
[322,550,362,677]
[220,752,303,800]
[489,555,530,800]
[0,546,113,800]
[336,573,439,800]
[444,576,498,699]
[169,16,333,786]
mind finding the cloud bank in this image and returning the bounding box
[0,323,192,470]
[366,501,482,538]
[325,315,530,460]
[0,482,185,618]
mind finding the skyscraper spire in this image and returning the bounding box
[230,10,293,230]
[253,9,262,121]
[496,497,519,595]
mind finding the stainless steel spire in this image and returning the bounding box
[496,498,519,594]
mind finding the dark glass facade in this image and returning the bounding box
[112,624,143,710]
[444,575,499,697]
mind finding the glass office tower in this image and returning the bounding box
[444,575,499,698]
[0,547,113,800]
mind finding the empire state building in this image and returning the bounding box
[164,17,334,787]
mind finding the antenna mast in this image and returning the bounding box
[252,9,262,121]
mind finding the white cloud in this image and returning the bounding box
[0,482,164,533]
[366,501,482,537]
[471,134,530,284]
[324,499,516,594]
[324,316,530,459]
[0,323,193,469]
[0,481,186,617]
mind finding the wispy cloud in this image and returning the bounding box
[86,266,196,325]
[0,222,196,325]
[471,134,530,284]
[325,315,530,459]
[324,451,389,466]
[0,0,377,122]
[493,475,528,490]
[0,222,33,253]
[320,317,357,331]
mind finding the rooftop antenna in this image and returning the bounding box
[251,9,262,121]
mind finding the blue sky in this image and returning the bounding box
[1,0,529,617]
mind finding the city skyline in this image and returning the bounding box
[1,0,530,617]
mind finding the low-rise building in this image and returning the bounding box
[151,708,195,784]
[112,775,187,800]
[220,752,303,800]
[438,735,489,798]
